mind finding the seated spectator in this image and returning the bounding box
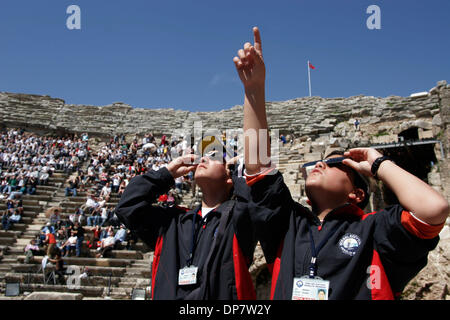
[6,199,14,211]
[26,176,37,195]
[0,178,8,195]
[99,226,111,241]
[24,239,41,263]
[49,209,61,226]
[65,177,78,197]
[111,175,121,194]
[87,210,102,227]
[84,194,98,215]
[5,175,18,194]
[7,190,23,200]
[98,206,113,227]
[55,227,68,253]
[60,231,77,257]
[88,225,102,249]
[99,206,109,227]
[9,209,22,223]
[1,210,11,231]
[68,211,80,226]
[15,198,24,215]
[114,224,127,248]
[96,229,116,258]
[17,175,27,194]
[38,171,49,185]
[100,182,111,199]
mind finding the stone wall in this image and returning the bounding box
[0,82,445,139]
[1,82,449,202]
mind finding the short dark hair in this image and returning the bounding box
[325,151,369,210]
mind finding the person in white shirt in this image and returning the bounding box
[96,230,116,258]
[61,231,78,256]
[100,183,112,199]
[85,196,98,209]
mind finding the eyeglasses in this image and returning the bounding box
[301,156,369,193]
[301,157,347,179]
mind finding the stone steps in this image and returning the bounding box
[17,256,134,268]
[3,168,153,306]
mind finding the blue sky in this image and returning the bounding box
[0,0,449,111]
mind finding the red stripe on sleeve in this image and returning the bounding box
[245,168,276,187]
[401,211,444,239]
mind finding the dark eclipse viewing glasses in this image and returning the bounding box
[301,156,369,196]
[301,157,349,179]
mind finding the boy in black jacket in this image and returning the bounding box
[115,147,257,300]
[233,27,449,300]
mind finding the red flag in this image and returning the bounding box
[309,62,315,70]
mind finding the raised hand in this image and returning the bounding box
[166,154,198,179]
[233,27,265,90]
[342,148,384,177]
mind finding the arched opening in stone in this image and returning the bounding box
[398,127,419,141]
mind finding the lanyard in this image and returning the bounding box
[186,208,212,267]
[187,210,201,267]
[307,223,340,278]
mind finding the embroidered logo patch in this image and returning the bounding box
[338,233,361,256]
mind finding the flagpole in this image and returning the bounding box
[307,60,312,97]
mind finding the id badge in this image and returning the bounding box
[292,276,330,300]
[178,266,198,286]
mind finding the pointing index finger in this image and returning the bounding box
[253,27,262,54]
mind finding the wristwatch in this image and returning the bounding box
[371,156,392,179]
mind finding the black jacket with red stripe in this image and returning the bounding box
[248,170,441,300]
[115,167,257,300]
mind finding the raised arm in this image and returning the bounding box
[115,154,197,246]
[343,148,449,226]
[233,27,269,175]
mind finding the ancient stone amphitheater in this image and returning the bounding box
[0,80,449,300]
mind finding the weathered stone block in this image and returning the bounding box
[24,292,83,300]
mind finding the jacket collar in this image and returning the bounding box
[180,204,202,222]
[302,203,365,225]
[180,200,232,223]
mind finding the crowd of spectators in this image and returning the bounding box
[0,128,89,199]
[0,128,200,264]
[0,127,89,236]
[65,132,196,209]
